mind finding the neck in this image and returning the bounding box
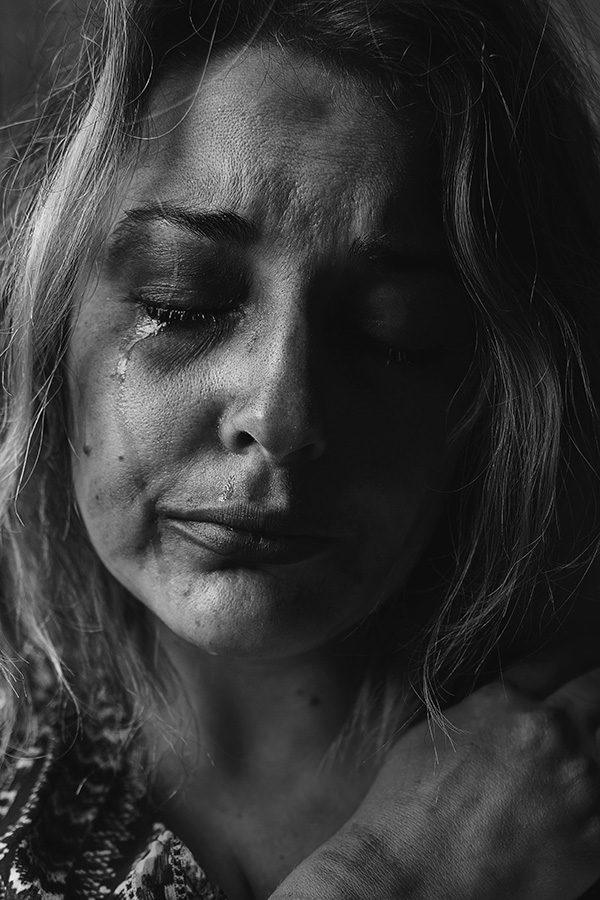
[148,623,374,779]
[142,622,412,900]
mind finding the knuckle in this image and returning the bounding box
[557,754,594,791]
[582,813,600,848]
[550,755,600,825]
[476,681,508,703]
[468,681,512,711]
[516,705,574,755]
[466,681,524,721]
[557,755,600,811]
[485,681,524,707]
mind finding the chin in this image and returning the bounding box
[137,565,368,660]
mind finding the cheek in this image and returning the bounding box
[69,379,145,556]
[68,320,153,551]
[316,386,462,588]
[351,372,462,482]
[68,325,222,549]
[349,362,470,551]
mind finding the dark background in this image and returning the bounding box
[1,0,599,122]
[0,0,85,121]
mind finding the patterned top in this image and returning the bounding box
[0,700,227,899]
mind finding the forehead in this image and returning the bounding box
[122,44,440,252]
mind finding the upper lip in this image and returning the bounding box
[162,504,334,539]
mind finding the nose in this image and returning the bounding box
[219,310,327,465]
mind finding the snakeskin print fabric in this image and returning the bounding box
[0,703,227,900]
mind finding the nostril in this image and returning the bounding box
[282,430,327,463]
[220,411,326,463]
[218,353,327,463]
[231,431,255,453]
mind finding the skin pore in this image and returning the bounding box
[67,44,473,900]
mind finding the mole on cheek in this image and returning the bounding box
[82,444,93,457]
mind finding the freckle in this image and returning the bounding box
[82,444,92,456]
[118,455,125,461]
[94,494,100,503]
[310,696,320,707]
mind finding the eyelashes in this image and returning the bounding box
[138,299,238,354]
[132,293,447,370]
[386,347,446,367]
[142,303,222,328]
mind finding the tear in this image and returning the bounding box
[116,317,165,382]
[218,474,236,503]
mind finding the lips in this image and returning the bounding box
[161,505,336,565]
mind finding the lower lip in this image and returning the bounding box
[166,519,333,565]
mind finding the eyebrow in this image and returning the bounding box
[104,204,257,263]
[104,204,451,276]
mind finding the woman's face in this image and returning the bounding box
[68,45,472,660]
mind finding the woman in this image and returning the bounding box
[1,0,600,897]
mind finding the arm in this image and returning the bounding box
[271,659,600,900]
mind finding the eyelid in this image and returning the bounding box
[348,239,454,278]
[124,265,251,311]
[142,303,220,326]
[131,290,244,322]
[132,296,242,346]
[103,207,256,275]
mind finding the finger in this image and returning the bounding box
[503,639,600,700]
[544,665,600,734]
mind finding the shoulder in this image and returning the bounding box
[0,679,75,846]
[0,697,150,898]
[0,712,62,897]
[0,724,55,839]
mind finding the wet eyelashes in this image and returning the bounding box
[129,264,250,331]
[386,346,446,367]
[143,304,221,328]
[133,295,446,370]
[140,299,237,351]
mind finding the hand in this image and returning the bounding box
[270,658,600,900]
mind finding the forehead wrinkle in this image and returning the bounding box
[125,45,437,267]
[156,125,396,247]
[261,179,390,263]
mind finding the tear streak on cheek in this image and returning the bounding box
[219,474,236,502]
[116,317,165,381]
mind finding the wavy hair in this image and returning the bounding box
[1,0,600,753]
